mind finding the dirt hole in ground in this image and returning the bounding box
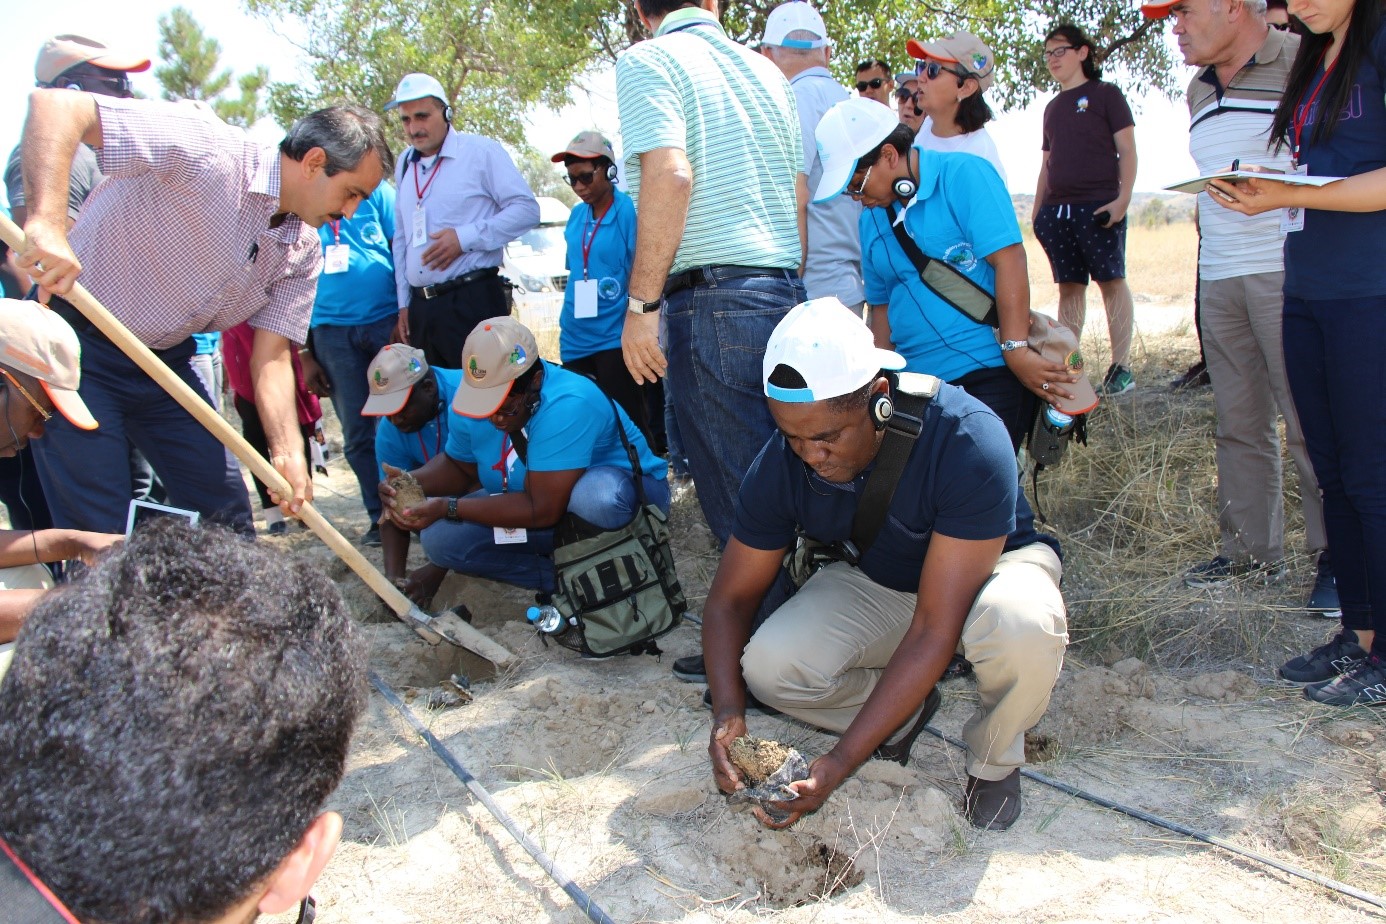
[1025,731,1060,763]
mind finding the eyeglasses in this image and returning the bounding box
[855,77,886,92]
[917,60,966,82]
[894,86,918,100]
[0,369,51,423]
[1042,46,1076,61]
[844,165,873,198]
[563,170,597,188]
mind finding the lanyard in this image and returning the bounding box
[497,433,513,493]
[413,156,444,201]
[1292,47,1337,166]
[328,220,341,244]
[580,207,608,280]
[415,422,441,462]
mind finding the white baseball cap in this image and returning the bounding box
[811,97,900,202]
[385,73,448,111]
[763,297,905,403]
[762,1,829,49]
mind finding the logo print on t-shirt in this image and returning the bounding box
[1076,96,1089,113]
[945,242,978,271]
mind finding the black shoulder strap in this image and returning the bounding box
[601,393,649,508]
[850,373,940,555]
[885,202,1000,328]
[887,202,936,276]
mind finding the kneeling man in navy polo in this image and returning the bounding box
[703,297,1068,831]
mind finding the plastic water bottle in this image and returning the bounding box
[1043,406,1075,435]
[526,604,565,634]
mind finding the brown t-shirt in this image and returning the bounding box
[1040,80,1135,205]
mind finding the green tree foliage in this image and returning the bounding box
[245,0,626,148]
[155,6,267,127]
[517,150,579,207]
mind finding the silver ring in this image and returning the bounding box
[1041,382,1050,391]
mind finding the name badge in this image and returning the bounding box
[412,206,428,247]
[574,278,599,319]
[494,526,528,544]
[1280,164,1308,234]
[324,243,350,274]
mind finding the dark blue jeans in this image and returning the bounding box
[31,332,253,536]
[1282,294,1386,655]
[664,269,804,546]
[310,316,396,521]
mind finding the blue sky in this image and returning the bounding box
[2,0,1199,208]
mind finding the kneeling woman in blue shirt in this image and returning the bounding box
[379,317,669,594]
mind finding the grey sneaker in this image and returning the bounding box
[1305,554,1341,619]
[1100,364,1135,396]
[1280,629,1368,684]
[1304,656,1386,707]
[1183,555,1288,588]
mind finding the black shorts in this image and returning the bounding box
[1033,202,1127,285]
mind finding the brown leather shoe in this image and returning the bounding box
[872,687,941,765]
[964,769,1022,830]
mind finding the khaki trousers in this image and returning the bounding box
[1201,271,1326,561]
[742,544,1068,780]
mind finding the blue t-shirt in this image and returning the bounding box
[1285,24,1386,300]
[192,331,220,355]
[861,149,1018,382]
[732,383,1059,592]
[444,361,668,493]
[560,190,637,362]
[312,183,399,327]
[374,367,461,478]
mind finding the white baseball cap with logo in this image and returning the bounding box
[0,299,97,429]
[763,297,905,403]
[762,1,829,49]
[361,344,430,416]
[811,97,900,203]
[384,73,448,110]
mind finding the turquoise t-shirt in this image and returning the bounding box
[444,361,667,492]
[374,367,461,478]
[861,149,1019,382]
[312,182,398,328]
[560,189,637,362]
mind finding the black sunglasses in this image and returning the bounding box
[1270,21,1291,30]
[855,77,886,92]
[563,170,597,188]
[54,67,133,98]
[917,60,966,82]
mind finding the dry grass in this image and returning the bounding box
[1025,220,1199,306]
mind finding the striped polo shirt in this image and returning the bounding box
[615,7,802,274]
[1189,28,1299,281]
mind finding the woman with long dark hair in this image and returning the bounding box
[1210,0,1386,707]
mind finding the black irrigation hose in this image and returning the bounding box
[925,726,1386,912]
[368,671,617,924]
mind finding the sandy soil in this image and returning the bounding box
[254,300,1386,924]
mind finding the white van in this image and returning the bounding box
[504,196,571,332]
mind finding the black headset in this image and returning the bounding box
[871,390,894,431]
[605,162,619,182]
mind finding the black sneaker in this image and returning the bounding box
[964,768,1022,830]
[362,524,382,547]
[1305,554,1341,619]
[872,687,942,765]
[700,686,781,716]
[672,654,706,683]
[1170,361,1211,392]
[1304,655,1386,707]
[1279,629,1368,684]
[1183,555,1288,588]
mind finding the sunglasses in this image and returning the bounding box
[1269,21,1291,30]
[1042,45,1076,61]
[563,170,597,188]
[855,77,886,92]
[56,68,133,98]
[916,60,967,82]
[894,85,918,100]
[0,369,51,423]
[844,165,873,198]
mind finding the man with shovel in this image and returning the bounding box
[14,94,392,536]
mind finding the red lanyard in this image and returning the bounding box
[413,157,444,200]
[580,207,607,280]
[1292,47,1338,166]
[328,219,341,244]
[497,433,513,492]
[415,423,441,462]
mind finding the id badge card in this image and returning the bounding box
[411,206,428,247]
[1280,165,1308,234]
[494,526,528,544]
[324,243,350,274]
[574,278,599,319]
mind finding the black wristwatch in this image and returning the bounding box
[446,497,459,520]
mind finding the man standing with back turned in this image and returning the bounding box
[17,92,392,536]
[388,73,539,369]
[617,0,807,683]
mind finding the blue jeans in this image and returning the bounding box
[310,316,397,520]
[1282,294,1386,655]
[31,333,253,536]
[418,467,671,591]
[664,269,804,546]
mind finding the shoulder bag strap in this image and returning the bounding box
[850,376,938,555]
[886,202,1000,328]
